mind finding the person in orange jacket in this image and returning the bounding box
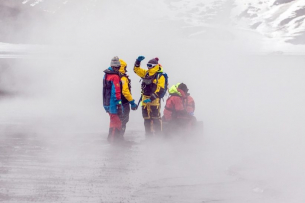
[163,83,196,135]
[118,59,138,136]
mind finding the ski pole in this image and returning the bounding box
[137,95,142,106]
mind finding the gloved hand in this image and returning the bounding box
[143,99,151,103]
[189,112,194,116]
[129,100,138,110]
[137,56,145,61]
[117,104,123,115]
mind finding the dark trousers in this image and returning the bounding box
[119,103,130,136]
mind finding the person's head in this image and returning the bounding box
[119,59,127,74]
[178,83,188,94]
[110,56,121,72]
[147,57,159,69]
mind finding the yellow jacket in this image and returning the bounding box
[134,64,165,98]
[119,59,133,102]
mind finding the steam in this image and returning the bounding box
[0,1,305,202]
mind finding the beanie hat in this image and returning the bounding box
[110,56,121,68]
[148,57,159,64]
[178,83,188,93]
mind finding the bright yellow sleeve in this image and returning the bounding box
[154,75,165,95]
[121,76,133,102]
[134,66,147,78]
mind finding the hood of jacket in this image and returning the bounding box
[168,83,186,97]
[148,64,162,76]
[119,59,127,74]
[104,67,119,74]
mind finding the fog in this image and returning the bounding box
[1,1,305,202]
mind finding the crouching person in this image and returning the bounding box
[162,83,196,136]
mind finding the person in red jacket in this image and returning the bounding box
[103,56,123,143]
[163,83,196,135]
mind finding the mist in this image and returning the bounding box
[1,1,305,202]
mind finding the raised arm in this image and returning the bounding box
[133,55,147,78]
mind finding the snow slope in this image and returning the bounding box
[1,0,305,52]
[164,0,305,48]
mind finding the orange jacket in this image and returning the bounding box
[163,86,195,121]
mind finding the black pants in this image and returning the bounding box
[142,105,161,136]
[119,103,130,136]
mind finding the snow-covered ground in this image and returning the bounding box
[1,1,305,202]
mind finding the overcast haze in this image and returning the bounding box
[0,1,305,202]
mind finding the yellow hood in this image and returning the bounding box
[169,83,181,96]
[119,59,127,74]
[148,64,162,76]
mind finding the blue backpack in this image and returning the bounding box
[156,72,169,99]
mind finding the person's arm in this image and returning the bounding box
[171,96,189,117]
[150,74,165,101]
[121,76,133,102]
[134,55,147,78]
[134,66,147,78]
[186,96,195,113]
[112,75,121,104]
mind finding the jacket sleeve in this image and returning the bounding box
[150,74,165,101]
[174,97,189,117]
[112,75,121,104]
[186,96,195,113]
[173,97,185,112]
[121,76,133,102]
[134,66,147,78]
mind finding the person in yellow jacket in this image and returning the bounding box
[118,59,138,136]
[133,56,166,136]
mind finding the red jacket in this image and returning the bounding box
[103,67,121,114]
[163,88,195,121]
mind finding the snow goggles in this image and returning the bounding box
[147,63,157,68]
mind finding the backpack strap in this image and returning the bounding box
[156,72,162,84]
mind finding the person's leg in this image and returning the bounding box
[151,105,161,135]
[152,118,161,135]
[144,119,153,136]
[142,105,153,136]
[107,113,122,143]
[119,103,130,136]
